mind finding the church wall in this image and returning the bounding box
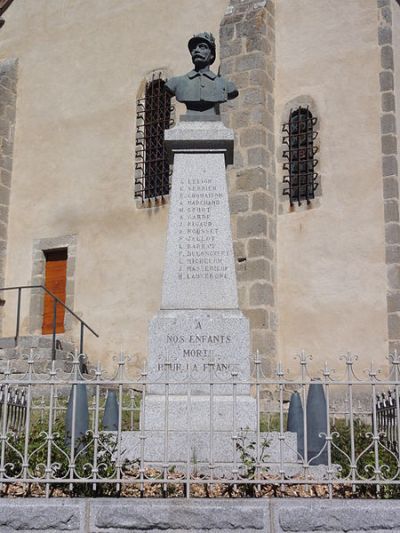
[275,0,388,369]
[0,57,17,334]
[378,0,400,357]
[0,0,227,368]
[393,1,400,135]
[0,0,395,373]
[220,0,277,374]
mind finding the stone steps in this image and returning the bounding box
[0,335,75,352]
[0,335,88,375]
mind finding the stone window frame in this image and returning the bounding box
[134,68,175,209]
[29,234,77,336]
[278,96,322,214]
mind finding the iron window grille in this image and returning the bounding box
[135,75,174,203]
[282,106,319,206]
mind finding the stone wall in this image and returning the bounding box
[0,498,400,532]
[220,0,276,370]
[378,0,400,354]
[0,58,17,335]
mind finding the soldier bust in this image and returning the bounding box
[165,32,238,120]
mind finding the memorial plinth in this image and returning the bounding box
[161,121,236,310]
[140,121,256,462]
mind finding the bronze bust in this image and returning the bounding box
[165,32,238,119]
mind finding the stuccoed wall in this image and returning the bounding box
[275,0,388,370]
[0,498,400,532]
[0,0,227,367]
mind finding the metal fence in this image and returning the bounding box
[376,390,399,453]
[1,350,400,499]
[0,384,26,434]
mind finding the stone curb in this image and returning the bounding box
[0,498,400,532]
[0,499,85,531]
[272,498,400,532]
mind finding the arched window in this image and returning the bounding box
[135,75,174,202]
[0,0,15,29]
[282,106,319,206]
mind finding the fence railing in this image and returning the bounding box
[376,390,398,453]
[0,285,99,360]
[0,384,26,433]
[0,350,400,499]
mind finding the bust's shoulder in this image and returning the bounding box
[165,76,178,93]
[165,72,193,94]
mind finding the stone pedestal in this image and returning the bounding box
[141,121,256,462]
[160,122,236,310]
[147,309,251,396]
[121,431,298,468]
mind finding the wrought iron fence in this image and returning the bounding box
[0,384,26,434]
[376,390,398,453]
[0,350,400,499]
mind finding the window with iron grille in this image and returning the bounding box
[135,76,174,202]
[282,106,319,206]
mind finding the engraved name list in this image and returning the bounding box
[177,175,231,281]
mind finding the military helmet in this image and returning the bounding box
[188,32,216,64]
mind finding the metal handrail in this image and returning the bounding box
[0,285,99,360]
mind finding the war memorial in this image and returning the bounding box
[117,32,324,473]
[140,32,258,463]
[0,2,400,531]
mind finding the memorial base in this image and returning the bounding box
[143,395,257,431]
[120,431,298,466]
[147,309,252,395]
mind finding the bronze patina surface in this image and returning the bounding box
[165,32,238,119]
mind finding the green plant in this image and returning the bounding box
[331,418,400,498]
[235,429,270,497]
[120,391,141,431]
[3,415,135,497]
[259,412,287,433]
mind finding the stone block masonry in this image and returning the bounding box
[377,0,400,355]
[220,0,276,371]
[0,58,17,336]
[0,498,400,531]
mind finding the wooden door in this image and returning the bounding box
[42,248,67,334]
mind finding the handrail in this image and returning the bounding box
[0,285,99,362]
[0,285,98,337]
